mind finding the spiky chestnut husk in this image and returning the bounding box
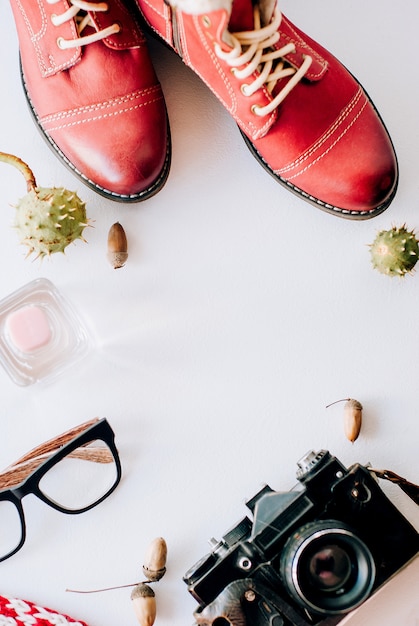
[0,151,89,258]
[15,186,89,258]
[369,224,419,277]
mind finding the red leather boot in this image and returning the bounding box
[10,0,171,202]
[134,0,397,218]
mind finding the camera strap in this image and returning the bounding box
[369,468,419,506]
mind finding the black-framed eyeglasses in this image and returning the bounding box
[0,417,121,562]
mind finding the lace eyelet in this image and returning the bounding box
[56,36,66,49]
[202,15,211,28]
[251,104,262,116]
[241,84,251,97]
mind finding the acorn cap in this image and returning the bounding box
[142,566,167,582]
[131,583,155,600]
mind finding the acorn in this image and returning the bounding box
[131,583,156,626]
[326,398,363,443]
[343,399,363,443]
[107,222,128,269]
[142,537,167,582]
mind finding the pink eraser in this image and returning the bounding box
[6,305,52,353]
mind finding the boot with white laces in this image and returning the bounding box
[10,0,171,202]
[134,0,397,218]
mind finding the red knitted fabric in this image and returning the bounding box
[0,595,89,625]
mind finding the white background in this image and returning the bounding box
[0,1,418,625]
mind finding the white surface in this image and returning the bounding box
[0,1,418,625]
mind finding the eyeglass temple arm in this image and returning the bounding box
[0,418,114,490]
[11,418,101,466]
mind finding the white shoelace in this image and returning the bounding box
[47,0,120,49]
[215,7,313,117]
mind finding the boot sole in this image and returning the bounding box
[20,59,172,203]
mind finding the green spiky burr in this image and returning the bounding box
[369,224,419,277]
[0,151,89,259]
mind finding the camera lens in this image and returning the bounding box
[308,545,352,591]
[280,520,375,615]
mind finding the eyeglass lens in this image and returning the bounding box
[38,438,118,511]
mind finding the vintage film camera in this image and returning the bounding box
[184,450,419,626]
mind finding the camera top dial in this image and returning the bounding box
[296,450,329,480]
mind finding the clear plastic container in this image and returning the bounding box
[0,278,90,386]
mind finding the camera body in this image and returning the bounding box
[184,450,419,626]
